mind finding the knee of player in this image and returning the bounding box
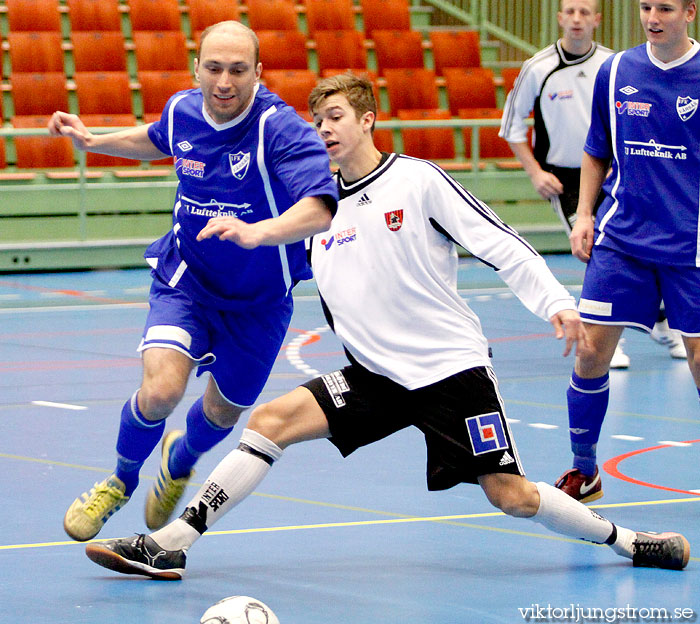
[247,402,287,442]
[481,476,539,518]
[138,383,185,419]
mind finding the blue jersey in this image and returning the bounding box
[585,42,700,267]
[145,84,337,310]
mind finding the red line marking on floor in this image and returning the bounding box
[603,439,700,496]
[0,280,126,304]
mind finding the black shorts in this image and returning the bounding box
[302,365,524,491]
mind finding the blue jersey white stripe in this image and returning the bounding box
[144,84,337,310]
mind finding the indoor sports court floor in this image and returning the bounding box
[1,254,699,623]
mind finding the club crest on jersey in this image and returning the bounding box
[229,151,251,180]
[676,96,698,122]
[465,412,509,456]
[384,210,403,231]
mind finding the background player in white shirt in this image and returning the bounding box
[49,21,337,542]
[500,0,685,367]
[83,73,689,579]
[556,0,700,502]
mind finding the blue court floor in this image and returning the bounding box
[1,254,699,624]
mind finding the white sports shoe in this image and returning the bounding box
[610,340,630,369]
[651,319,687,360]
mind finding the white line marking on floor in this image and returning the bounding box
[285,326,330,377]
[658,440,692,447]
[31,400,87,411]
[611,435,644,441]
[528,423,558,429]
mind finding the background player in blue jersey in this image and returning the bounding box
[500,0,685,368]
[555,0,700,502]
[82,73,689,580]
[48,21,337,541]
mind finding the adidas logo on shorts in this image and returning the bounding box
[499,451,515,466]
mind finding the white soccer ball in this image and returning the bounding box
[200,595,280,624]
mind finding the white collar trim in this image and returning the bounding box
[201,83,259,130]
[646,39,700,70]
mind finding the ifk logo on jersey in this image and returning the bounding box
[676,96,698,122]
[465,412,509,455]
[229,151,251,180]
[384,210,403,231]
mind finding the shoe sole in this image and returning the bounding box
[578,489,604,504]
[85,543,183,580]
[145,430,188,531]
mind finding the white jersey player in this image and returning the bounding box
[82,73,689,579]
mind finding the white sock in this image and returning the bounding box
[150,428,283,552]
[533,482,635,559]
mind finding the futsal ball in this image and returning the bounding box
[200,595,280,624]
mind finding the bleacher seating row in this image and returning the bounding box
[0,0,524,172]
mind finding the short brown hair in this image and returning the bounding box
[308,72,377,128]
[197,21,259,65]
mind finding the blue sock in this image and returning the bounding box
[567,371,609,476]
[168,396,234,480]
[115,391,165,496]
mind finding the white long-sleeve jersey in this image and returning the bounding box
[309,153,576,389]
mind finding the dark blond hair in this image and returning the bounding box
[308,72,377,129]
[197,21,259,65]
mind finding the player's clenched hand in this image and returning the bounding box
[197,216,265,249]
[530,169,564,200]
[48,111,92,150]
[569,215,595,263]
[550,309,588,357]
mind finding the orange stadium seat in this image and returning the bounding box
[12,115,75,168]
[373,110,394,153]
[501,67,521,94]
[305,0,355,37]
[314,30,368,76]
[80,114,141,167]
[459,108,512,159]
[444,67,497,115]
[429,30,481,75]
[8,32,64,73]
[74,71,133,115]
[67,0,122,31]
[128,0,182,31]
[361,0,411,39]
[6,0,62,31]
[372,30,424,75]
[0,138,6,169]
[398,108,455,160]
[138,70,196,116]
[71,31,127,72]
[258,31,308,70]
[383,68,438,116]
[246,0,298,31]
[133,31,190,71]
[263,69,318,113]
[185,0,240,41]
[11,72,69,115]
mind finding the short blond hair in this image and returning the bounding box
[197,21,259,65]
[308,72,377,128]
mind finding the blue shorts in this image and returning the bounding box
[578,245,700,336]
[138,276,292,406]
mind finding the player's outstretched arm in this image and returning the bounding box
[48,111,168,161]
[197,195,333,249]
[550,308,589,357]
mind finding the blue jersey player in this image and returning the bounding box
[555,0,700,502]
[49,21,337,541]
